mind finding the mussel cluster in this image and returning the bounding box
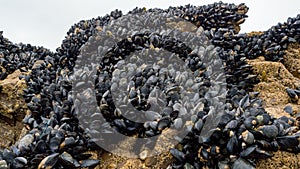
[0,2,300,169]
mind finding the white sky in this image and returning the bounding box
[0,0,299,51]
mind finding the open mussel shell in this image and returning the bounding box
[12,157,27,169]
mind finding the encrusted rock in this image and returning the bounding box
[0,70,27,148]
[284,43,300,78]
[0,69,27,120]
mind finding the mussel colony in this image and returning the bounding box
[0,2,300,169]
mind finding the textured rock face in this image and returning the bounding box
[0,69,27,119]
[0,70,27,148]
[257,151,300,169]
[249,44,300,116]
[249,43,300,169]
[284,43,300,79]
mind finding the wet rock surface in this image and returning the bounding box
[0,1,300,169]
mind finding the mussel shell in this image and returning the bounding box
[259,125,278,139]
[243,117,258,129]
[12,157,27,169]
[232,158,254,169]
[276,136,300,152]
[59,151,80,168]
[80,159,100,168]
[170,148,185,162]
[38,153,59,169]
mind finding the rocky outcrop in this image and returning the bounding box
[249,43,300,169]
[0,70,27,148]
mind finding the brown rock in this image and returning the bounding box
[0,69,27,120]
[248,43,300,168]
[283,43,300,78]
[256,151,300,169]
[145,156,157,167]
[249,58,299,88]
[247,31,264,37]
[0,70,27,148]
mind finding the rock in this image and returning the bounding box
[249,57,299,88]
[0,69,27,120]
[283,43,300,78]
[0,124,15,149]
[0,70,27,148]
[145,156,157,167]
[249,43,300,167]
[256,151,300,169]
[249,53,300,118]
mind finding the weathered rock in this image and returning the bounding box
[256,151,300,169]
[249,57,299,88]
[248,42,300,168]
[0,70,27,148]
[0,69,27,120]
[284,43,300,78]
